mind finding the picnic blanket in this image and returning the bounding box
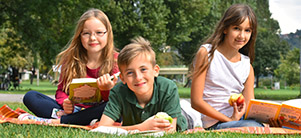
[0,104,99,130]
[1,104,301,135]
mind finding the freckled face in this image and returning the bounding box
[223,18,252,50]
[80,17,108,54]
[119,54,159,96]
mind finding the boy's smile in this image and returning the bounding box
[134,82,146,87]
[120,54,160,98]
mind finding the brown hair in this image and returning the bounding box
[55,8,116,92]
[118,36,156,69]
[192,4,257,78]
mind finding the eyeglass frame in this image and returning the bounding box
[81,31,107,38]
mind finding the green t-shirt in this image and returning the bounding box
[103,76,187,131]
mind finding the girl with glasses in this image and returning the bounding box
[22,8,119,125]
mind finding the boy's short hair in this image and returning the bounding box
[118,36,156,68]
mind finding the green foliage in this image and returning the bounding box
[157,51,183,66]
[253,27,289,78]
[252,0,290,87]
[1,0,289,82]
[258,77,274,88]
[0,21,31,69]
[108,0,169,51]
[168,0,214,65]
[274,48,300,86]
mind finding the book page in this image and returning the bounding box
[245,99,281,123]
[279,104,301,130]
[282,99,301,108]
[71,78,97,84]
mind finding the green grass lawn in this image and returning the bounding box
[1,81,300,137]
[178,87,301,100]
[1,124,298,138]
[0,80,57,95]
[0,102,298,138]
[2,122,297,138]
[1,80,301,100]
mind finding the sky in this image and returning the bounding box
[269,0,301,34]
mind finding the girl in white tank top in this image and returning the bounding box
[190,4,268,129]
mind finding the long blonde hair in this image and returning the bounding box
[191,4,257,78]
[55,8,116,92]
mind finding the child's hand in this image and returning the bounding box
[63,98,74,114]
[97,73,118,91]
[268,118,283,127]
[230,102,246,121]
[139,117,173,131]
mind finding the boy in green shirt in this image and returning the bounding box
[98,36,188,132]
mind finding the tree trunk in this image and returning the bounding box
[256,75,259,88]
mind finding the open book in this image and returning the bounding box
[68,72,120,103]
[244,99,301,130]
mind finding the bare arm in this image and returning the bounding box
[190,47,242,122]
[242,64,255,110]
[98,114,176,132]
[98,114,116,126]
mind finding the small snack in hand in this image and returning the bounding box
[154,112,173,123]
[228,93,245,106]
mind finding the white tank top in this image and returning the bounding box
[201,44,251,128]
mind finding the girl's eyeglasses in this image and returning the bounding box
[81,31,107,38]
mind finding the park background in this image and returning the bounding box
[1,0,301,97]
[1,0,301,137]
[1,0,301,98]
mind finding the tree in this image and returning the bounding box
[164,0,212,66]
[274,48,300,86]
[105,0,169,51]
[157,49,183,66]
[1,0,69,72]
[252,0,290,87]
[169,0,256,66]
[1,0,113,72]
[0,21,31,69]
[1,0,289,82]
